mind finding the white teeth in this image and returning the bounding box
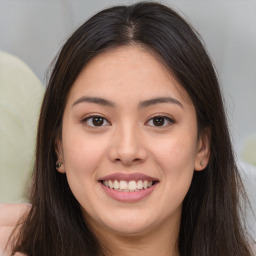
[137,180,143,189]
[113,180,119,190]
[143,180,148,189]
[102,179,155,192]
[128,181,137,191]
[109,180,114,189]
[120,180,128,190]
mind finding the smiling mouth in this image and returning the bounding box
[100,179,159,192]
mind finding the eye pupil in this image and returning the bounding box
[153,117,165,126]
[92,117,104,126]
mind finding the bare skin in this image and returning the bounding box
[0,204,30,256]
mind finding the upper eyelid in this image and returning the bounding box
[81,115,111,126]
[81,114,175,125]
[81,114,174,120]
[145,115,175,126]
[82,114,109,121]
[146,114,175,122]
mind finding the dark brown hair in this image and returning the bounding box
[12,2,253,255]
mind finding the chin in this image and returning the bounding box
[99,213,158,236]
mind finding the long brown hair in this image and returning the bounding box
[12,2,253,255]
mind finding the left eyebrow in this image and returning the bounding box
[139,97,183,109]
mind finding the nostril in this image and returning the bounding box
[118,157,145,166]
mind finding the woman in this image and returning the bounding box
[0,2,254,255]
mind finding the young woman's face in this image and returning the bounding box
[57,46,209,238]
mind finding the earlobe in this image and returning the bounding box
[194,128,211,171]
[56,161,65,173]
[55,137,65,173]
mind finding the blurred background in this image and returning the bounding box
[0,0,255,235]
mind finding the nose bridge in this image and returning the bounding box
[120,122,139,149]
[108,120,147,164]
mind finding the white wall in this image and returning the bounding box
[0,0,255,155]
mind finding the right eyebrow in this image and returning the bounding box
[72,96,116,108]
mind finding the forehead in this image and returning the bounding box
[67,45,191,105]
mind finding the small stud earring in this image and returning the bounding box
[56,162,62,169]
[200,161,204,167]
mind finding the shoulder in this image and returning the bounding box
[0,204,31,256]
[0,204,31,227]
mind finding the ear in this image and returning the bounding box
[55,136,65,173]
[194,128,211,171]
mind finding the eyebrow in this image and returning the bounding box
[72,96,115,107]
[72,96,183,109]
[138,97,183,109]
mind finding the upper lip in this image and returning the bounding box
[99,172,158,182]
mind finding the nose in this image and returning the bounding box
[107,124,148,166]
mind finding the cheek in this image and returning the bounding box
[61,128,109,193]
[63,127,105,168]
[153,134,197,169]
[150,131,197,190]
[61,131,108,212]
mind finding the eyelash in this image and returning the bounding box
[146,115,175,127]
[82,115,110,127]
[81,115,175,128]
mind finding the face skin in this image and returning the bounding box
[56,46,210,255]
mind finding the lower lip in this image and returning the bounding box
[100,182,157,202]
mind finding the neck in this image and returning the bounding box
[90,215,180,256]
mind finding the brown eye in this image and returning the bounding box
[92,117,104,126]
[153,117,165,126]
[83,116,110,127]
[147,115,175,127]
